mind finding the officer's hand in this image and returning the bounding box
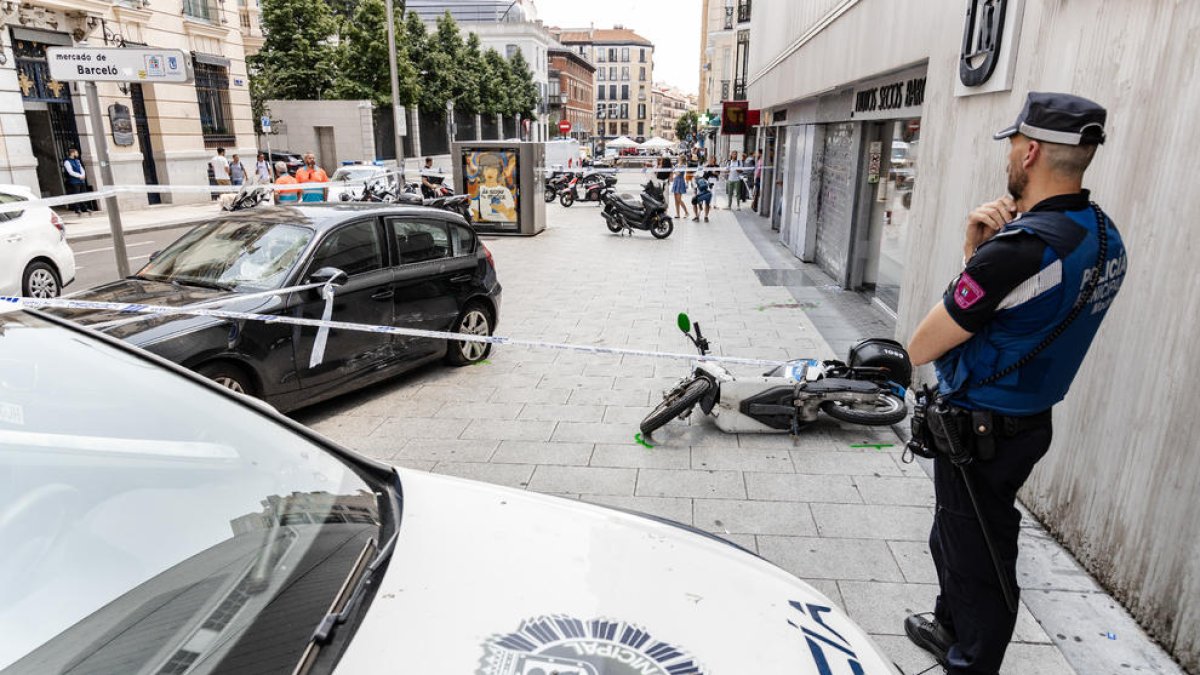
[965,196,1018,258]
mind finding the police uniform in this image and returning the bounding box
[908,93,1128,674]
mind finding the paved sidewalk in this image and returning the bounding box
[61,201,221,243]
[291,192,1180,674]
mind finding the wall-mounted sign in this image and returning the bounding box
[867,141,882,184]
[108,103,135,146]
[955,0,1025,97]
[722,100,749,135]
[850,70,926,121]
[46,47,193,83]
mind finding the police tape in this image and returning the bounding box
[0,293,792,369]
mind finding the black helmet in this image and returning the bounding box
[848,338,912,389]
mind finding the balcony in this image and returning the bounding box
[734,79,746,100]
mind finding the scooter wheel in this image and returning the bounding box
[820,392,907,426]
[606,219,623,234]
[560,192,575,208]
[651,216,674,239]
[544,190,556,203]
[640,378,712,437]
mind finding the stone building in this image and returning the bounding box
[697,0,751,156]
[0,0,262,209]
[649,83,693,142]
[547,44,594,142]
[551,26,654,142]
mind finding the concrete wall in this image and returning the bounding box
[891,3,1200,670]
[262,100,377,170]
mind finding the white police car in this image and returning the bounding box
[0,308,899,675]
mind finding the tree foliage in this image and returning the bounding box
[505,49,540,118]
[332,0,418,107]
[675,110,700,143]
[478,47,512,116]
[249,0,339,101]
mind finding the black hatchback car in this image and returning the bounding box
[58,204,501,412]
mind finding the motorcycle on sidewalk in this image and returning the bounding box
[396,183,473,223]
[641,314,911,438]
[560,171,617,207]
[600,180,673,239]
[545,172,576,203]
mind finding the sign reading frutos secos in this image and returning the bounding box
[46,48,192,83]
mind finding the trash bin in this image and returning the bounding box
[452,141,546,236]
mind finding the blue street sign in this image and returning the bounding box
[260,116,272,131]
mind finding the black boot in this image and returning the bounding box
[905,613,955,666]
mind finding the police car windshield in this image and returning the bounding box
[0,311,390,673]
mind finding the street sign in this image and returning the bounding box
[260,116,272,132]
[558,119,572,135]
[46,47,192,83]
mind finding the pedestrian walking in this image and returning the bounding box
[692,157,719,222]
[255,153,272,183]
[210,147,231,186]
[904,92,1127,675]
[670,162,689,219]
[724,151,743,210]
[295,152,329,202]
[62,148,90,215]
[229,153,247,186]
[273,162,300,204]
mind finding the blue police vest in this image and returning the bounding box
[935,205,1128,415]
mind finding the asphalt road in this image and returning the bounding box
[67,225,194,292]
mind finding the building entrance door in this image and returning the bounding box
[861,118,920,313]
[14,34,81,199]
[130,84,162,205]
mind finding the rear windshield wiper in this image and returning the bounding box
[293,530,399,675]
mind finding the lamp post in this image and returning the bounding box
[385,0,405,174]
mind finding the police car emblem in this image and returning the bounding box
[477,615,706,675]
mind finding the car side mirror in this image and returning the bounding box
[149,250,160,262]
[308,267,348,287]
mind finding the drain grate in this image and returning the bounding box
[753,269,817,287]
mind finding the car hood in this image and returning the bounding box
[335,469,899,675]
[56,279,281,343]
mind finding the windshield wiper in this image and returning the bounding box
[293,530,399,675]
[171,278,234,291]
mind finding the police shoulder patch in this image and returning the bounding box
[954,272,986,310]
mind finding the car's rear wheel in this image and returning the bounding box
[446,303,494,366]
[21,261,60,298]
[198,361,257,397]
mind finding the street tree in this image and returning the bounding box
[250,0,339,102]
[675,110,700,144]
[478,47,512,117]
[505,49,540,118]
[333,0,419,107]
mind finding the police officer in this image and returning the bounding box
[904,92,1129,674]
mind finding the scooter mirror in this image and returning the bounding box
[677,312,692,334]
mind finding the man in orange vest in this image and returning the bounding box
[295,152,329,202]
[273,162,300,204]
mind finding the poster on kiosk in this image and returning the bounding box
[454,141,546,236]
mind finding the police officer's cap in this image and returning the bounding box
[994,92,1107,146]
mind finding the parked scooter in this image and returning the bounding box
[600,180,673,239]
[341,178,397,203]
[559,171,617,207]
[641,313,911,438]
[545,172,576,203]
[398,183,473,223]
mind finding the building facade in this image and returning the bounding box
[0,0,261,209]
[458,19,553,143]
[747,2,1200,671]
[547,45,594,142]
[551,27,654,142]
[649,83,693,142]
[697,0,751,156]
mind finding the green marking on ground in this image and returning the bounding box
[634,433,655,449]
[850,443,895,450]
[469,359,493,367]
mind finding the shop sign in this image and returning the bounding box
[851,74,926,121]
[867,141,882,184]
[108,103,135,146]
[954,0,1025,97]
[722,100,749,135]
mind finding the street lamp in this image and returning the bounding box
[385,0,405,171]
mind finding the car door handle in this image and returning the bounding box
[370,289,395,300]
[450,274,472,283]
[4,235,20,243]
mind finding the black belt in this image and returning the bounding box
[992,409,1052,437]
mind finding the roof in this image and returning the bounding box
[548,44,597,72]
[551,27,653,47]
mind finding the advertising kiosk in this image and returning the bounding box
[452,141,546,236]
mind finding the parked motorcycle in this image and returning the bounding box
[545,172,576,203]
[398,183,473,223]
[340,178,396,203]
[559,171,617,207]
[600,180,673,239]
[641,313,911,438]
[221,184,270,211]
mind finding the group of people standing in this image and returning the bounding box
[655,149,763,223]
[210,147,329,204]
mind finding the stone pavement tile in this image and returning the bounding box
[602,406,650,424]
[467,372,544,389]
[636,469,746,499]
[789,450,905,476]
[853,475,937,507]
[1016,527,1103,593]
[887,540,939,585]
[691,446,794,472]
[373,417,470,441]
[567,387,651,407]
[491,441,594,466]
[489,387,572,405]
[335,436,401,461]
[551,422,636,444]
[432,461,535,489]
[838,580,939,635]
[433,402,525,420]
[394,438,499,463]
[384,459,437,472]
[715,533,759,554]
[582,362,654,378]
[890,452,931,478]
[744,472,862,504]
[537,374,616,390]
[591,443,690,469]
[1012,604,1054,644]
[693,499,817,536]
[646,421,737,448]
[415,383,496,403]
[999,643,1075,675]
[529,465,637,496]
[810,503,933,541]
[343,396,445,419]
[798,578,845,608]
[460,419,556,442]
[870,635,941,675]
[759,536,904,582]
[612,376,677,392]
[307,415,386,438]
[518,403,605,423]
[583,495,693,524]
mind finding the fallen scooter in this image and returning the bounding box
[641,313,911,437]
[600,180,673,239]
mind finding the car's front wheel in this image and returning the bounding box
[446,303,494,366]
[21,261,60,298]
[198,361,257,397]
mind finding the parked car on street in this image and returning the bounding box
[0,307,901,675]
[51,204,500,412]
[0,183,75,298]
[330,164,394,202]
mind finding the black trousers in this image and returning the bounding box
[929,416,1053,674]
[66,182,88,213]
